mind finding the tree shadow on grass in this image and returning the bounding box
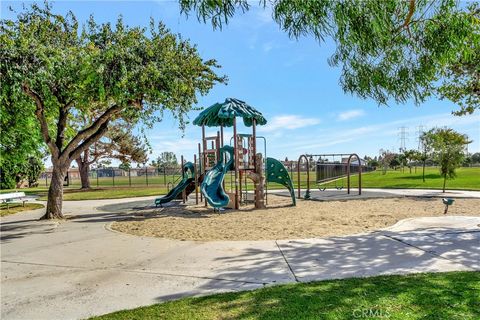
[397,173,441,180]
[179,271,480,319]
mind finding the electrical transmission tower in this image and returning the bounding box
[398,126,409,153]
[416,125,426,151]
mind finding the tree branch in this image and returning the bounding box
[61,103,123,161]
[68,122,110,161]
[56,102,72,151]
[22,83,59,159]
[86,142,115,165]
[403,0,416,28]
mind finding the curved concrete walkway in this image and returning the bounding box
[1,190,479,320]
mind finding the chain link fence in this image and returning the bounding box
[39,165,184,188]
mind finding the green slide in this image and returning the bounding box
[201,145,234,208]
[266,157,296,206]
[155,162,195,207]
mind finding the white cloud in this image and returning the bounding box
[287,112,480,152]
[262,41,275,53]
[337,109,366,121]
[260,115,321,133]
[151,139,198,157]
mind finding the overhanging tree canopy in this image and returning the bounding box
[180,0,480,115]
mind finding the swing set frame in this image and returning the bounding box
[296,153,363,199]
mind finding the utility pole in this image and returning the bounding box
[398,126,409,153]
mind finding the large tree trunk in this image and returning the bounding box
[42,166,67,219]
[76,158,91,189]
[442,175,447,193]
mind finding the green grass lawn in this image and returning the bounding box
[90,271,480,320]
[0,203,44,216]
[58,186,169,201]
[301,167,480,191]
[0,186,169,201]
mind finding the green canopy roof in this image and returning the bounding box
[193,98,267,127]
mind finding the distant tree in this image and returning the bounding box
[397,153,408,172]
[151,151,178,173]
[24,156,45,187]
[408,150,422,174]
[423,128,471,192]
[368,159,379,168]
[181,0,480,115]
[379,149,395,174]
[1,4,224,218]
[158,152,178,167]
[75,125,148,189]
[470,152,480,164]
[390,157,401,170]
[462,155,472,167]
[118,161,131,171]
[418,133,434,182]
[403,149,419,174]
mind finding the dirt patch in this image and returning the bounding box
[110,196,480,241]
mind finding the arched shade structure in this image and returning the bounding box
[193,98,267,127]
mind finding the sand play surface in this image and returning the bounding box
[110,196,480,241]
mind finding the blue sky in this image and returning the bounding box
[2,1,479,163]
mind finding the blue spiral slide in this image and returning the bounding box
[201,145,234,208]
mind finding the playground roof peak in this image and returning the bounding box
[193,98,267,127]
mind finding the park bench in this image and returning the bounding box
[0,192,29,210]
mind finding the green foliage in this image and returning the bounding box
[0,79,45,189]
[24,156,45,187]
[1,2,225,216]
[422,128,470,190]
[368,159,379,167]
[151,152,178,167]
[379,149,395,174]
[390,157,401,169]
[471,152,480,164]
[181,0,480,114]
[118,161,131,171]
[0,2,225,157]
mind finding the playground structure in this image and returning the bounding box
[155,98,296,210]
[155,162,195,207]
[296,153,369,199]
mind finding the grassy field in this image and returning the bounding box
[2,167,478,201]
[0,203,44,216]
[299,167,480,191]
[91,271,480,320]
